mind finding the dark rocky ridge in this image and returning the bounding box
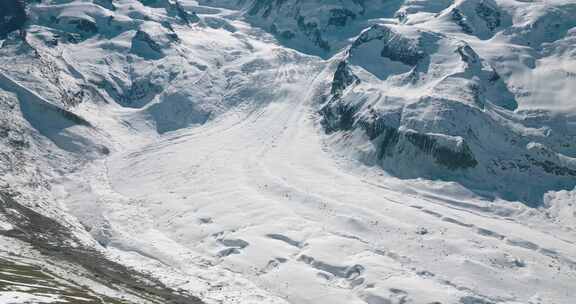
[0,0,28,39]
[0,191,205,304]
[350,24,426,66]
[330,61,359,96]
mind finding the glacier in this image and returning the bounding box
[0,0,575,303]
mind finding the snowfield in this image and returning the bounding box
[0,0,576,303]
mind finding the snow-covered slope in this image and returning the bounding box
[197,0,401,55]
[0,0,575,303]
[317,0,576,205]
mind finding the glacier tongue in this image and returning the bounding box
[0,0,575,304]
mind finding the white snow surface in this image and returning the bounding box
[0,291,61,303]
[0,0,575,304]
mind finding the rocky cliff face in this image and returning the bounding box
[0,0,28,38]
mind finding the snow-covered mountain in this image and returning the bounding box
[0,0,575,303]
[320,20,576,205]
